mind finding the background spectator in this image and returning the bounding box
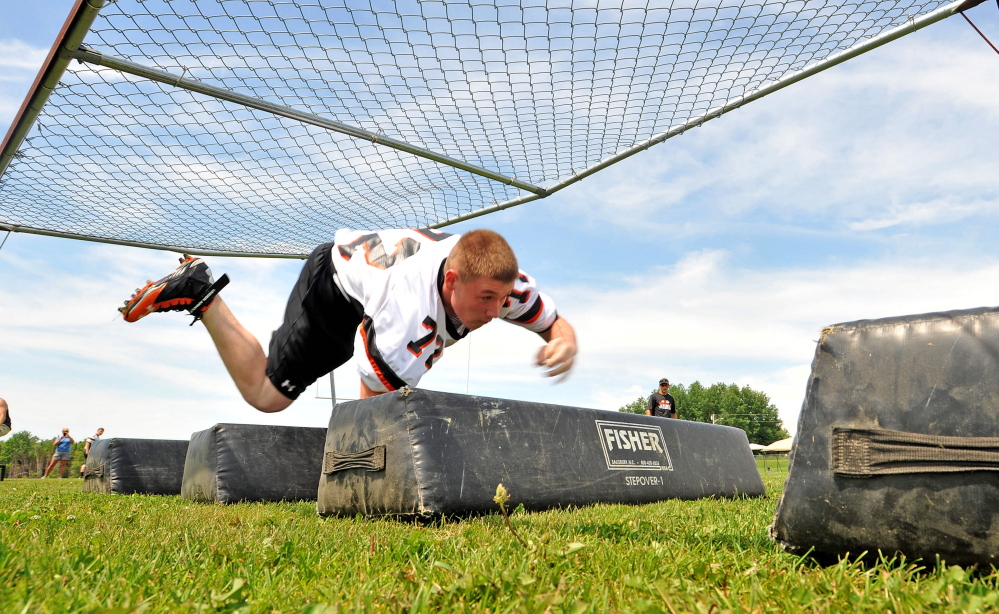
[79,427,104,476]
[647,378,678,419]
[42,429,74,478]
[0,398,9,437]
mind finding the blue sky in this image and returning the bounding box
[2,0,998,442]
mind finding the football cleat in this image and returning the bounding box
[119,255,229,325]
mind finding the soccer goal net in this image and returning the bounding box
[0,0,983,256]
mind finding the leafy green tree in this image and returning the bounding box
[618,397,646,415]
[0,430,88,478]
[618,381,788,445]
[0,430,49,477]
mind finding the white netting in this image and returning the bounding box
[0,0,955,255]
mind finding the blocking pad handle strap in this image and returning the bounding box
[82,464,105,478]
[323,446,386,474]
[832,427,999,477]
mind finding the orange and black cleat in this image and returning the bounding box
[119,255,229,325]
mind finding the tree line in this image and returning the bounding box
[619,381,790,445]
[0,431,86,478]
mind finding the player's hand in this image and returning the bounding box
[536,336,575,380]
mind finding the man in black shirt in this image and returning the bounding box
[646,378,677,418]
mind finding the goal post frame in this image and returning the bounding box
[0,0,987,256]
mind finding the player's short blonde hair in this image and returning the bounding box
[445,229,519,284]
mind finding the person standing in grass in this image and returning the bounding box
[646,378,678,419]
[42,429,74,478]
[0,398,10,437]
[79,427,104,476]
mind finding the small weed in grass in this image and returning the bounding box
[1,474,998,612]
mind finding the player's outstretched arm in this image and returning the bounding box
[536,316,577,380]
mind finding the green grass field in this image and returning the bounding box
[2,471,997,613]
[754,455,788,475]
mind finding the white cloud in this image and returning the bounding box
[848,198,999,231]
[0,40,49,71]
[558,15,999,237]
[0,39,52,127]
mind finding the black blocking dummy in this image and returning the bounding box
[181,423,327,503]
[82,438,189,495]
[772,306,999,566]
[317,389,764,518]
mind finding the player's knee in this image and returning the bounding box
[253,398,292,413]
[246,387,293,413]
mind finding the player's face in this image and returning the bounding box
[451,275,516,330]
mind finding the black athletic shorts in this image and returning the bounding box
[266,242,364,400]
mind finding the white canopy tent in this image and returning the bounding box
[757,436,793,473]
[761,437,794,453]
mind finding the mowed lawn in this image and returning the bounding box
[2,469,997,613]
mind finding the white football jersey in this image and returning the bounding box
[330,228,559,392]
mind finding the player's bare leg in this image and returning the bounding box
[41,457,59,478]
[121,255,290,413]
[199,298,292,413]
[359,380,385,399]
